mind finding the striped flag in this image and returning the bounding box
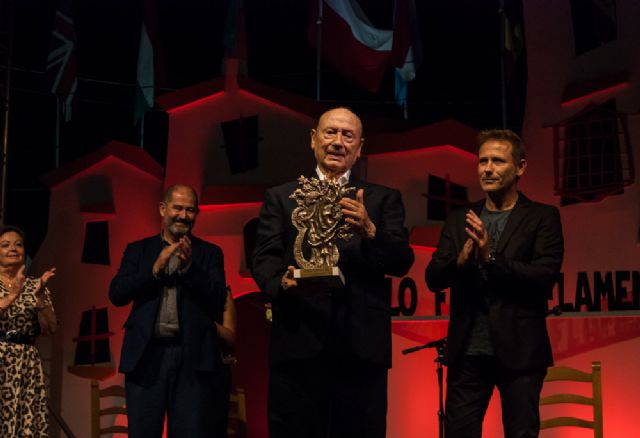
[310,0,392,92]
[47,0,77,122]
[309,0,420,94]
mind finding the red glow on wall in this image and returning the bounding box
[392,318,448,324]
[199,202,262,212]
[236,89,314,122]
[561,82,629,107]
[59,156,161,189]
[80,211,117,221]
[44,142,163,188]
[392,320,449,347]
[166,91,225,114]
[233,288,260,299]
[368,144,476,160]
[410,244,437,253]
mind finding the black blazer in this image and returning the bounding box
[425,193,564,370]
[109,234,227,373]
[252,178,414,368]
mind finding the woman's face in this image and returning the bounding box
[0,231,25,268]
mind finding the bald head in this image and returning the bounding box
[310,107,364,178]
[317,107,363,137]
[163,184,199,207]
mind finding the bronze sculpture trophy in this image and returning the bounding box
[289,175,355,288]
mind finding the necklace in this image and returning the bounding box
[0,274,16,289]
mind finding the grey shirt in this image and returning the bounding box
[154,248,181,338]
[463,207,512,356]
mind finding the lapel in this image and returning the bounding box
[466,200,484,247]
[471,199,484,216]
[495,192,531,253]
[347,178,366,204]
[177,233,200,303]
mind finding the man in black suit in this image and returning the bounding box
[425,129,564,438]
[252,107,414,438]
[109,184,235,438]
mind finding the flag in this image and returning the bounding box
[134,21,153,125]
[133,0,165,125]
[224,0,248,61]
[47,0,77,122]
[309,0,420,95]
[391,0,421,107]
[309,0,394,92]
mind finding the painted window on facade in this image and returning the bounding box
[81,220,110,265]
[554,101,634,205]
[424,174,468,221]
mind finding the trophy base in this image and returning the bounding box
[294,267,345,288]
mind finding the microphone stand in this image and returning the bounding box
[402,337,447,438]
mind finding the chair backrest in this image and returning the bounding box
[540,361,603,438]
[90,380,128,438]
[227,388,247,437]
[90,381,248,437]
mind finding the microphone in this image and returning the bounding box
[402,337,447,355]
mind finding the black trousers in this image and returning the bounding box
[444,355,546,438]
[268,354,388,438]
[125,342,231,438]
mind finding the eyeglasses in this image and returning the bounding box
[317,128,359,144]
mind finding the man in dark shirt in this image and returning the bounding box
[252,107,414,438]
[109,184,234,438]
[425,129,564,438]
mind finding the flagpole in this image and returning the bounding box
[140,112,145,149]
[315,0,323,101]
[54,97,61,167]
[403,86,409,120]
[0,0,16,225]
[499,0,507,128]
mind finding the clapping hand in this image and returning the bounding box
[464,210,490,263]
[456,238,474,266]
[35,267,56,291]
[174,235,192,268]
[34,267,56,309]
[10,265,27,294]
[153,235,193,276]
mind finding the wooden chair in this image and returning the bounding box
[227,388,248,437]
[90,380,128,438]
[91,380,247,437]
[540,361,603,437]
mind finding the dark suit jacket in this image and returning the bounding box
[109,234,227,373]
[425,193,564,370]
[252,178,414,368]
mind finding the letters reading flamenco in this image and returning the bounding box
[289,176,355,270]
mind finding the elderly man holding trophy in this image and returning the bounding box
[252,107,414,438]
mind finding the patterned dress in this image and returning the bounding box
[0,278,53,437]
